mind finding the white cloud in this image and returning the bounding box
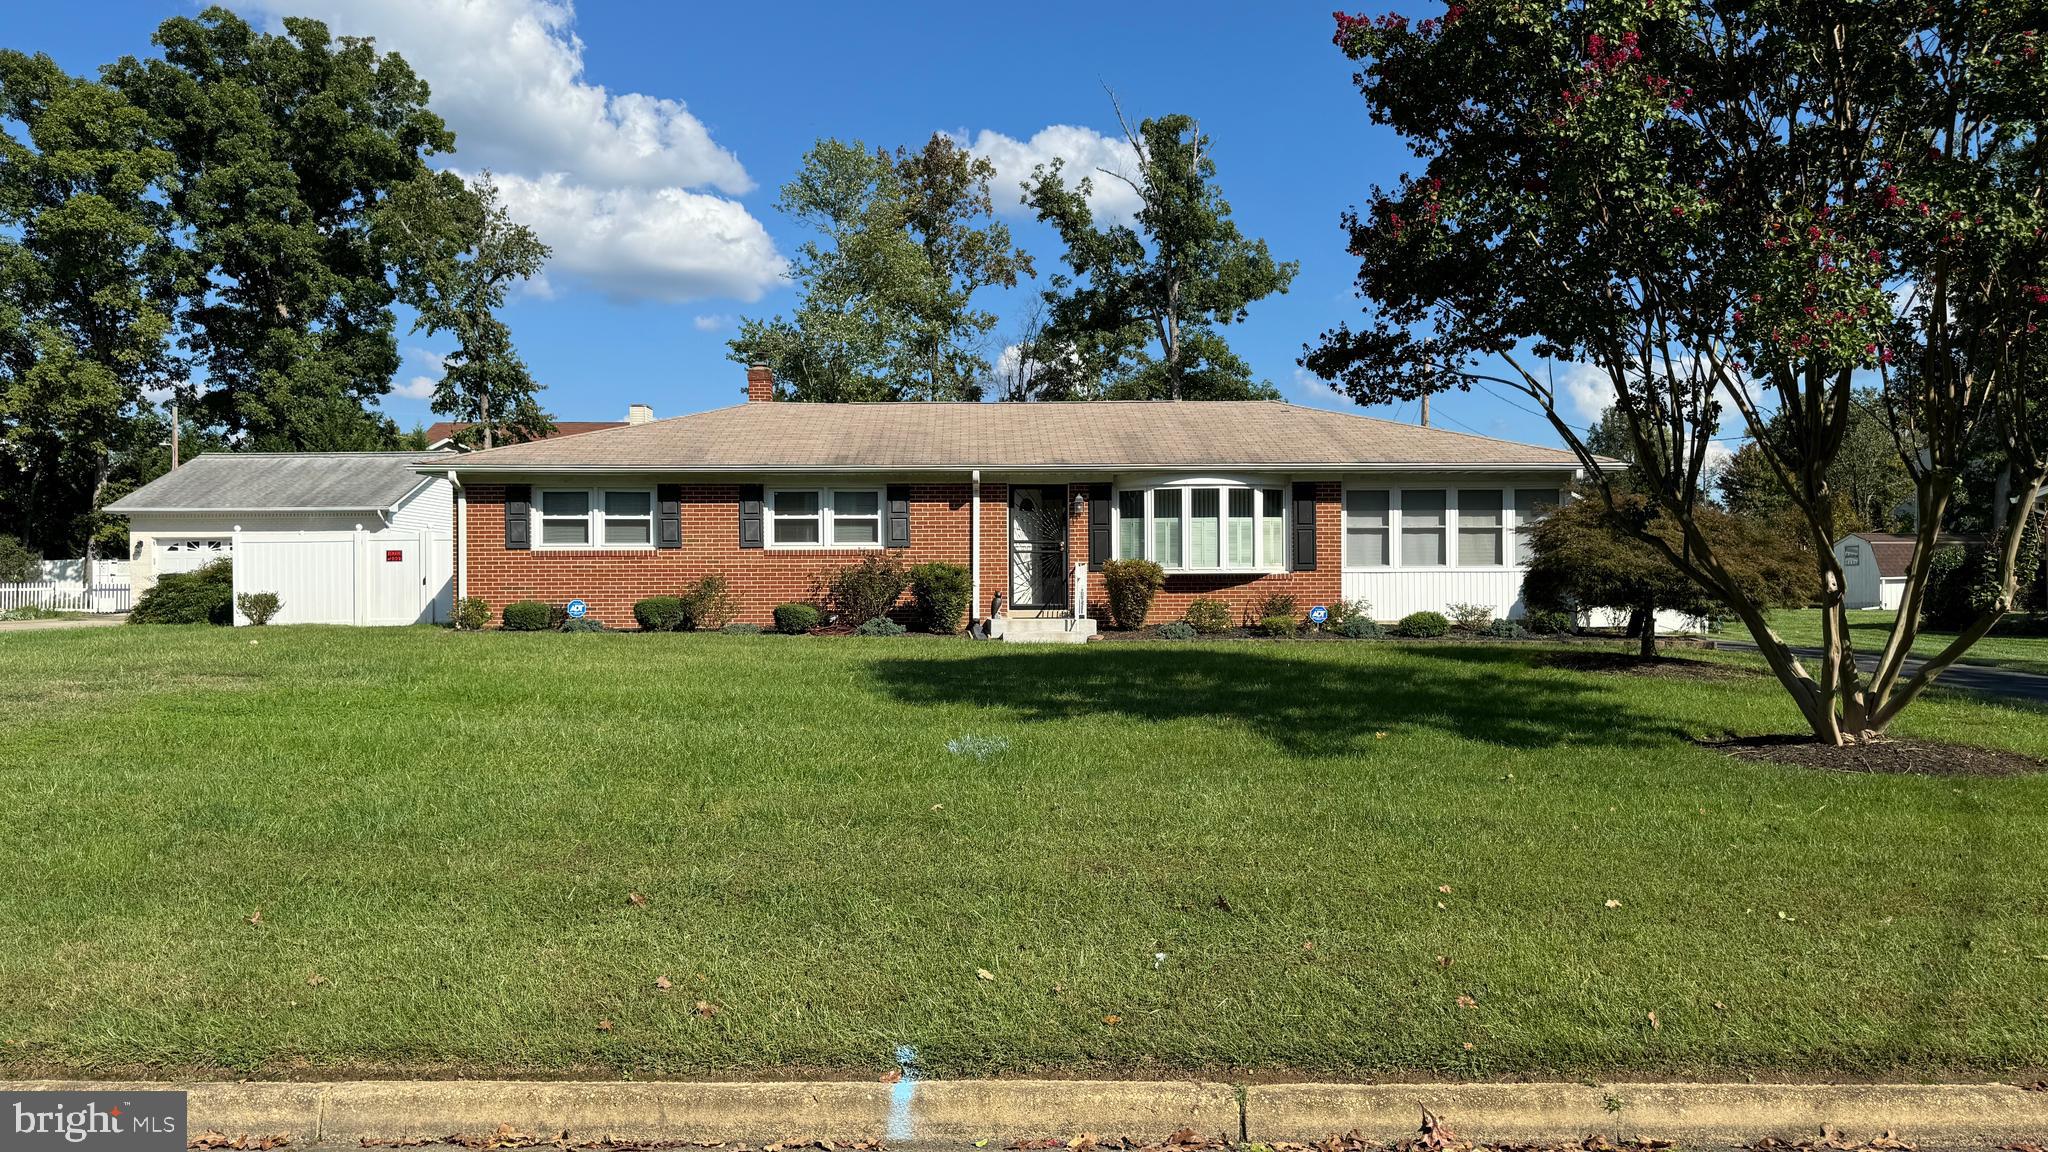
[1554,362,1613,425]
[1290,366,1343,403]
[235,0,782,303]
[487,173,784,303]
[693,313,735,332]
[959,126,1144,222]
[392,375,438,400]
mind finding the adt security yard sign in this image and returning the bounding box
[1308,605,1330,625]
[565,599,588,619]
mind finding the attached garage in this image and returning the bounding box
[107,452,455,626]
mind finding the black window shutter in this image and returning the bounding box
[1087,483,1111,571]
[1291,482,1318,572]
[656,484,682,550]
[738,484,764,549]
[505,484,531,551]
[886,484,911,549]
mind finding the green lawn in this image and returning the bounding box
[1765,607,2048,678]
[3,627,2047,1083]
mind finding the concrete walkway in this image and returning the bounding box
[0,614,126,633]
[1720,639,2048,706]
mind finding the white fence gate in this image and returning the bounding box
[231,526,452,626]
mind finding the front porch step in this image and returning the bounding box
[994,615,1098,644]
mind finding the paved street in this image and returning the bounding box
[1720,640,2048,706]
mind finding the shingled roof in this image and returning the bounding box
[108,452,441,513]
[425,401,1584,474]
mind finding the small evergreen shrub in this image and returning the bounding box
[1255,614,1300,638]
[1259,592,1299,620]
[721,622,763,635]
[1183,597,1233,634]
[501,600,552,631]
[826,554,908,625]
[1101,559,1166,629]
[1485,617,1527,639]
[454,597,491,631]
[130,558,232,625]
[1446,601,1495,631]
[1158,621,1198,640]
[774,602,821,634]
[560,616,606,633]
[909,561,971,634]
[681,574,737,630]
[1336,615,1383,639]
[235,591,282,626]
[1396,610,1451,637]
[1523,608,1573,635]
[854,616,907,636]
[634,595,687,632]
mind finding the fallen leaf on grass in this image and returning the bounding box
[1435,955,1453,969]
[1648,1010,1660,1030]
[1461,1041,1475,1050]
[595,1018,612,1033]
[1713,1001,1727,1012]
[976,968,996,982]
[627,892,647,907]
[305,973,326,987]
[880,1068,902,1084]
[1302,940,1315,952]
[1604,899,1622,909]
[1102,1014,1121,1025]
[655,976,672,991]
[1437,885,1452,894]
[1455,995,1477,1009]
[694,1000,719,1018]
[246,909,263,926]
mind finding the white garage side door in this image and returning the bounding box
[235,534,356,625]
[155,537,233,574]
[367,537,426,625]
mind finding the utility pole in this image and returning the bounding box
[170,402,180,469]
[1419,393,1430,428]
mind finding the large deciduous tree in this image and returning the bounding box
[381,171,552,449]
[0,52,179,566]
[107,6,453,450]
[1305,0,2048,743]
[731,134,1031,402]
[1023,106,1298,400]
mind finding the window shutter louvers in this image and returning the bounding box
[886,485,911,549]
[1087,483,1111,571]
[656,484,682,549]
[1291,482,1317,571]
[505,485,531,551]
[738,485,764,549]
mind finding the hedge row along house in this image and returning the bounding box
[424,366,1586,638]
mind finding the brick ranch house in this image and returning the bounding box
[422,366,1587,635]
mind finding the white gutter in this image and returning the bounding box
[449,470,467,602]
[970,469,981,628]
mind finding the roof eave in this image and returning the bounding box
[421,460,1582,476]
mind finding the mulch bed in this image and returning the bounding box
[1540,650,1755,680]
[1705,734,2044,777]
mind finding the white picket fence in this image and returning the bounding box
[0,581,135,615]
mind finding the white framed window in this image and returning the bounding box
[1345,489,1390,567]
[1513,487,1561,565]
[1457,489,1504,566]
[1109,482,1287,572]
[535,488,657,549]
[766,486,886,549]
[1401,489,1447,566]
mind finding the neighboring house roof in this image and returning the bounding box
[423,420,628,448]
[425,401,1588,474]
[1839,530,1987,579]
[107,452,443,514]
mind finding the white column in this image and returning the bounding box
[230,524,244,626]
[970,469,981,626]
[354,522,368,626]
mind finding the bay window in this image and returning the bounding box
[534,488,656,549]
[1118,491,1145,559]
[1261,489,1286,562]
[1400,489,1447,566]
[1151,488,1184,567]
[1227,490,1256,567]
[766,487,885,548]
[1110,482,1287,571]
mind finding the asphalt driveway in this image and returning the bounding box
[1720,639,2048,706]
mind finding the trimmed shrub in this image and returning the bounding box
[1255,614,1300,638]
[854,616,907,636]
[1259,592,1299,620]
[774,602,821,634]
[826,554,908,625]
[1336,615,1383,639]
[1101,559,1166,629]
[1485,617,1528,639]
[910,561,972,634]
[633,595,688,632]
[502,600,552,631]
[721,622,764,635]
[1327,598,1373,628]
[1523,608,1573,635]
[0,534,39,583]
[1446,601,1495,632]
[560,616,606,633]
[1396,610,1451,637]
[130,558,232,625]
[681,574,737,630]
[1183,597,1233,634]
[454,597,491,631]
[235,591,282,626]
[1158,621,1198,640]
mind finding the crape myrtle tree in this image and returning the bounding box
[1305,0,2048,743]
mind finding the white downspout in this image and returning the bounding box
[450,471,467,602]
[970,469,981,629]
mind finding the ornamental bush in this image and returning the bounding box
[501,600,552,631]
[1485,617,1527,639]
[1336,615,1383,639]
[1255,614,1300,638]
[826,554,908,625]
[235,591,282,626]
[681,575,737,630]
[454,597,491,631]
[0,534,39,583]
[1183,597,1233,634]
[1326,598,1373,628]
[854,616,907,636]
[1100,559,1165,629]
[633,595,687,632]
[1523,608,1574,635]
[909,561,971,634]
[1158,621,1198,640]
[129,558,232,625]
[1446,602,1495,632]
[1396,610,1450,638]
[774,602,821,634]
[1259,592,1299,620]
[560,616,606,633]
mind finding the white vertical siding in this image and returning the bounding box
[234,533,358,625]
[1342,569,1531,619]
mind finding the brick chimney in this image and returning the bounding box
[626,403,654,425]
[746,363,775,403]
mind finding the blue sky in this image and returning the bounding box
[11,0,1590,448]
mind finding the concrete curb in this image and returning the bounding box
[12,1079,2048,1147]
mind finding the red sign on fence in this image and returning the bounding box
[385,550,403,562]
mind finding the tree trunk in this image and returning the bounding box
[1638,601,1657,659]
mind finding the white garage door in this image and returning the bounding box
[155,537,233,574]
